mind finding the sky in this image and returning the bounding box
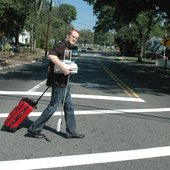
[54,0,97,31]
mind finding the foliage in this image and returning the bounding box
[0,0,77,50]
[78,29,94,45]
[0,0,35,44]
[57,4,77,25]
[3,43,11,52]
[84,0,170,31]
[83,0,170,60]
[36,2,77,48]
[94,32,115,46]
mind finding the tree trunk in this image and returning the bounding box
[14,27,20,47]
[45,0,52,57]
[30,0,43,54]
[137,45,144,62]
[135,12,156,63]
[30,24,35,53]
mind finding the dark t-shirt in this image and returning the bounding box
[46,40,70,87]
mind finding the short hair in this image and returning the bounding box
[68,29,80,36]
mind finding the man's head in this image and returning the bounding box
[67,29,80,45]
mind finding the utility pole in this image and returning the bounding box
[45,0,52,57]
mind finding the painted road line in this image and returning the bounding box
[72,82,108,87]
[72,94,145,102]
[101,63,139,98]
[1,108,170,118]
[0,91,145,102]
[27,80,46,92]
[1,146,170,170]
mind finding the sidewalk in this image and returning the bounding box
[0,51,45,70]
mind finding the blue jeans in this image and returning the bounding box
[29,83,76,135]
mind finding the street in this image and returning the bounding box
[0,53,170,170]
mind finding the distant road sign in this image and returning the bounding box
[161,37,170,46]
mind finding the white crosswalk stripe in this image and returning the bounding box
[1,146,170,170]
[0,89,169,169]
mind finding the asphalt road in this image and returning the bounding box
[0,53,170,170]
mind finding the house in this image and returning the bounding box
[18,29,30,45]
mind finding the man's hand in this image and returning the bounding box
[48,54,72,75]
[62,66,72,75]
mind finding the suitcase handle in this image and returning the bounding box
[35,86,50,106]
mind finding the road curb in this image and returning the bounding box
[0,59,39,71]
[0,64,23,71]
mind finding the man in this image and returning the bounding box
[26,29,85,139]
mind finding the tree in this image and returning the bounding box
[114,23,140,56]
[58,4,77,25]
[57,4,77,38]
[25,0,43,53]
[94,31,114,46]
[78,29,94,45]
[134,11,163,61]
[0,0,35,46]
[45,0,52,57]
[0,0,78,54]
[83,0,170,61]
[35,2,77,49]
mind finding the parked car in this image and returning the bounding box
[87,47,93,51]
[72,50,78,56]
[145,53,163,60]
[71,45,79,57]
[81,47,87,52]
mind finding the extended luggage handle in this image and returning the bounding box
[35,86,50,106]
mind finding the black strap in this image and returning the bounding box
[35,86,50,105]
[44,135,51,142]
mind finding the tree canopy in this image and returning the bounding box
[83,0,170,32]
[0,0,35,44]
[83,0,170,60]
[0,0,78,51]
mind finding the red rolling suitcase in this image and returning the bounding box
[3,87,49,132]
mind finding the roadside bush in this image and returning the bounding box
[3,43,11,53]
